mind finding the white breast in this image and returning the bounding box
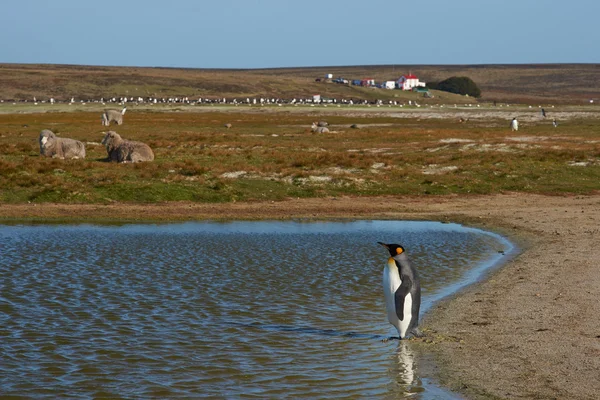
[400,293,412,338]
[383,258,413,338]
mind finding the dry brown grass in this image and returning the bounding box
[2,63,599,104]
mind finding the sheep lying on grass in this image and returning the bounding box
[39,129,86,159]
[101,107,126,126]
[311,122,329,133]
[101,131,154,163]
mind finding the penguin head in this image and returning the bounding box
[378,242,405,257]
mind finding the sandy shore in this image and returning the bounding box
[1,193,599,399]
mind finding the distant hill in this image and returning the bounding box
[1,63,598,104]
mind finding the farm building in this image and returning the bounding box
[360,78,376,87]
[384,81,396,89]
[397,74,426,91]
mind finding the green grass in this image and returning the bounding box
[1,106,599,204]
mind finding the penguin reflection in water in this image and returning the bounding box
[378,242,423,340]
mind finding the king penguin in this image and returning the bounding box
[378,242,422,339]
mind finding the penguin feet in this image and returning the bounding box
[410,328,425,338]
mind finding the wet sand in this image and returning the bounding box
[1,193,599,399]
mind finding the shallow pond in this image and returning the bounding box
[0,220,513,399]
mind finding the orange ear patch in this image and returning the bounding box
[396,247,403,255]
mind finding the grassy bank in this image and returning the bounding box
[1,104,599,205]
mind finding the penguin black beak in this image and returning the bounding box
[377,242,390,249]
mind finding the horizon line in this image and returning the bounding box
[2,61,599,71]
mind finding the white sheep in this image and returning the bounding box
[39,129,86,159]
[311,123,330,133]
[101,107,127,126]
[101,131,154,163]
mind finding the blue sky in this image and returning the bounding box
[2,0,599,68]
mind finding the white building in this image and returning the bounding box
[384,81,396,89]
[397,74,426,91]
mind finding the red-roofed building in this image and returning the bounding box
[397,74,426,91]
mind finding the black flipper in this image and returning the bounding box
[394,277,412,321]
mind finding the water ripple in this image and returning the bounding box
[0,221,510,398]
